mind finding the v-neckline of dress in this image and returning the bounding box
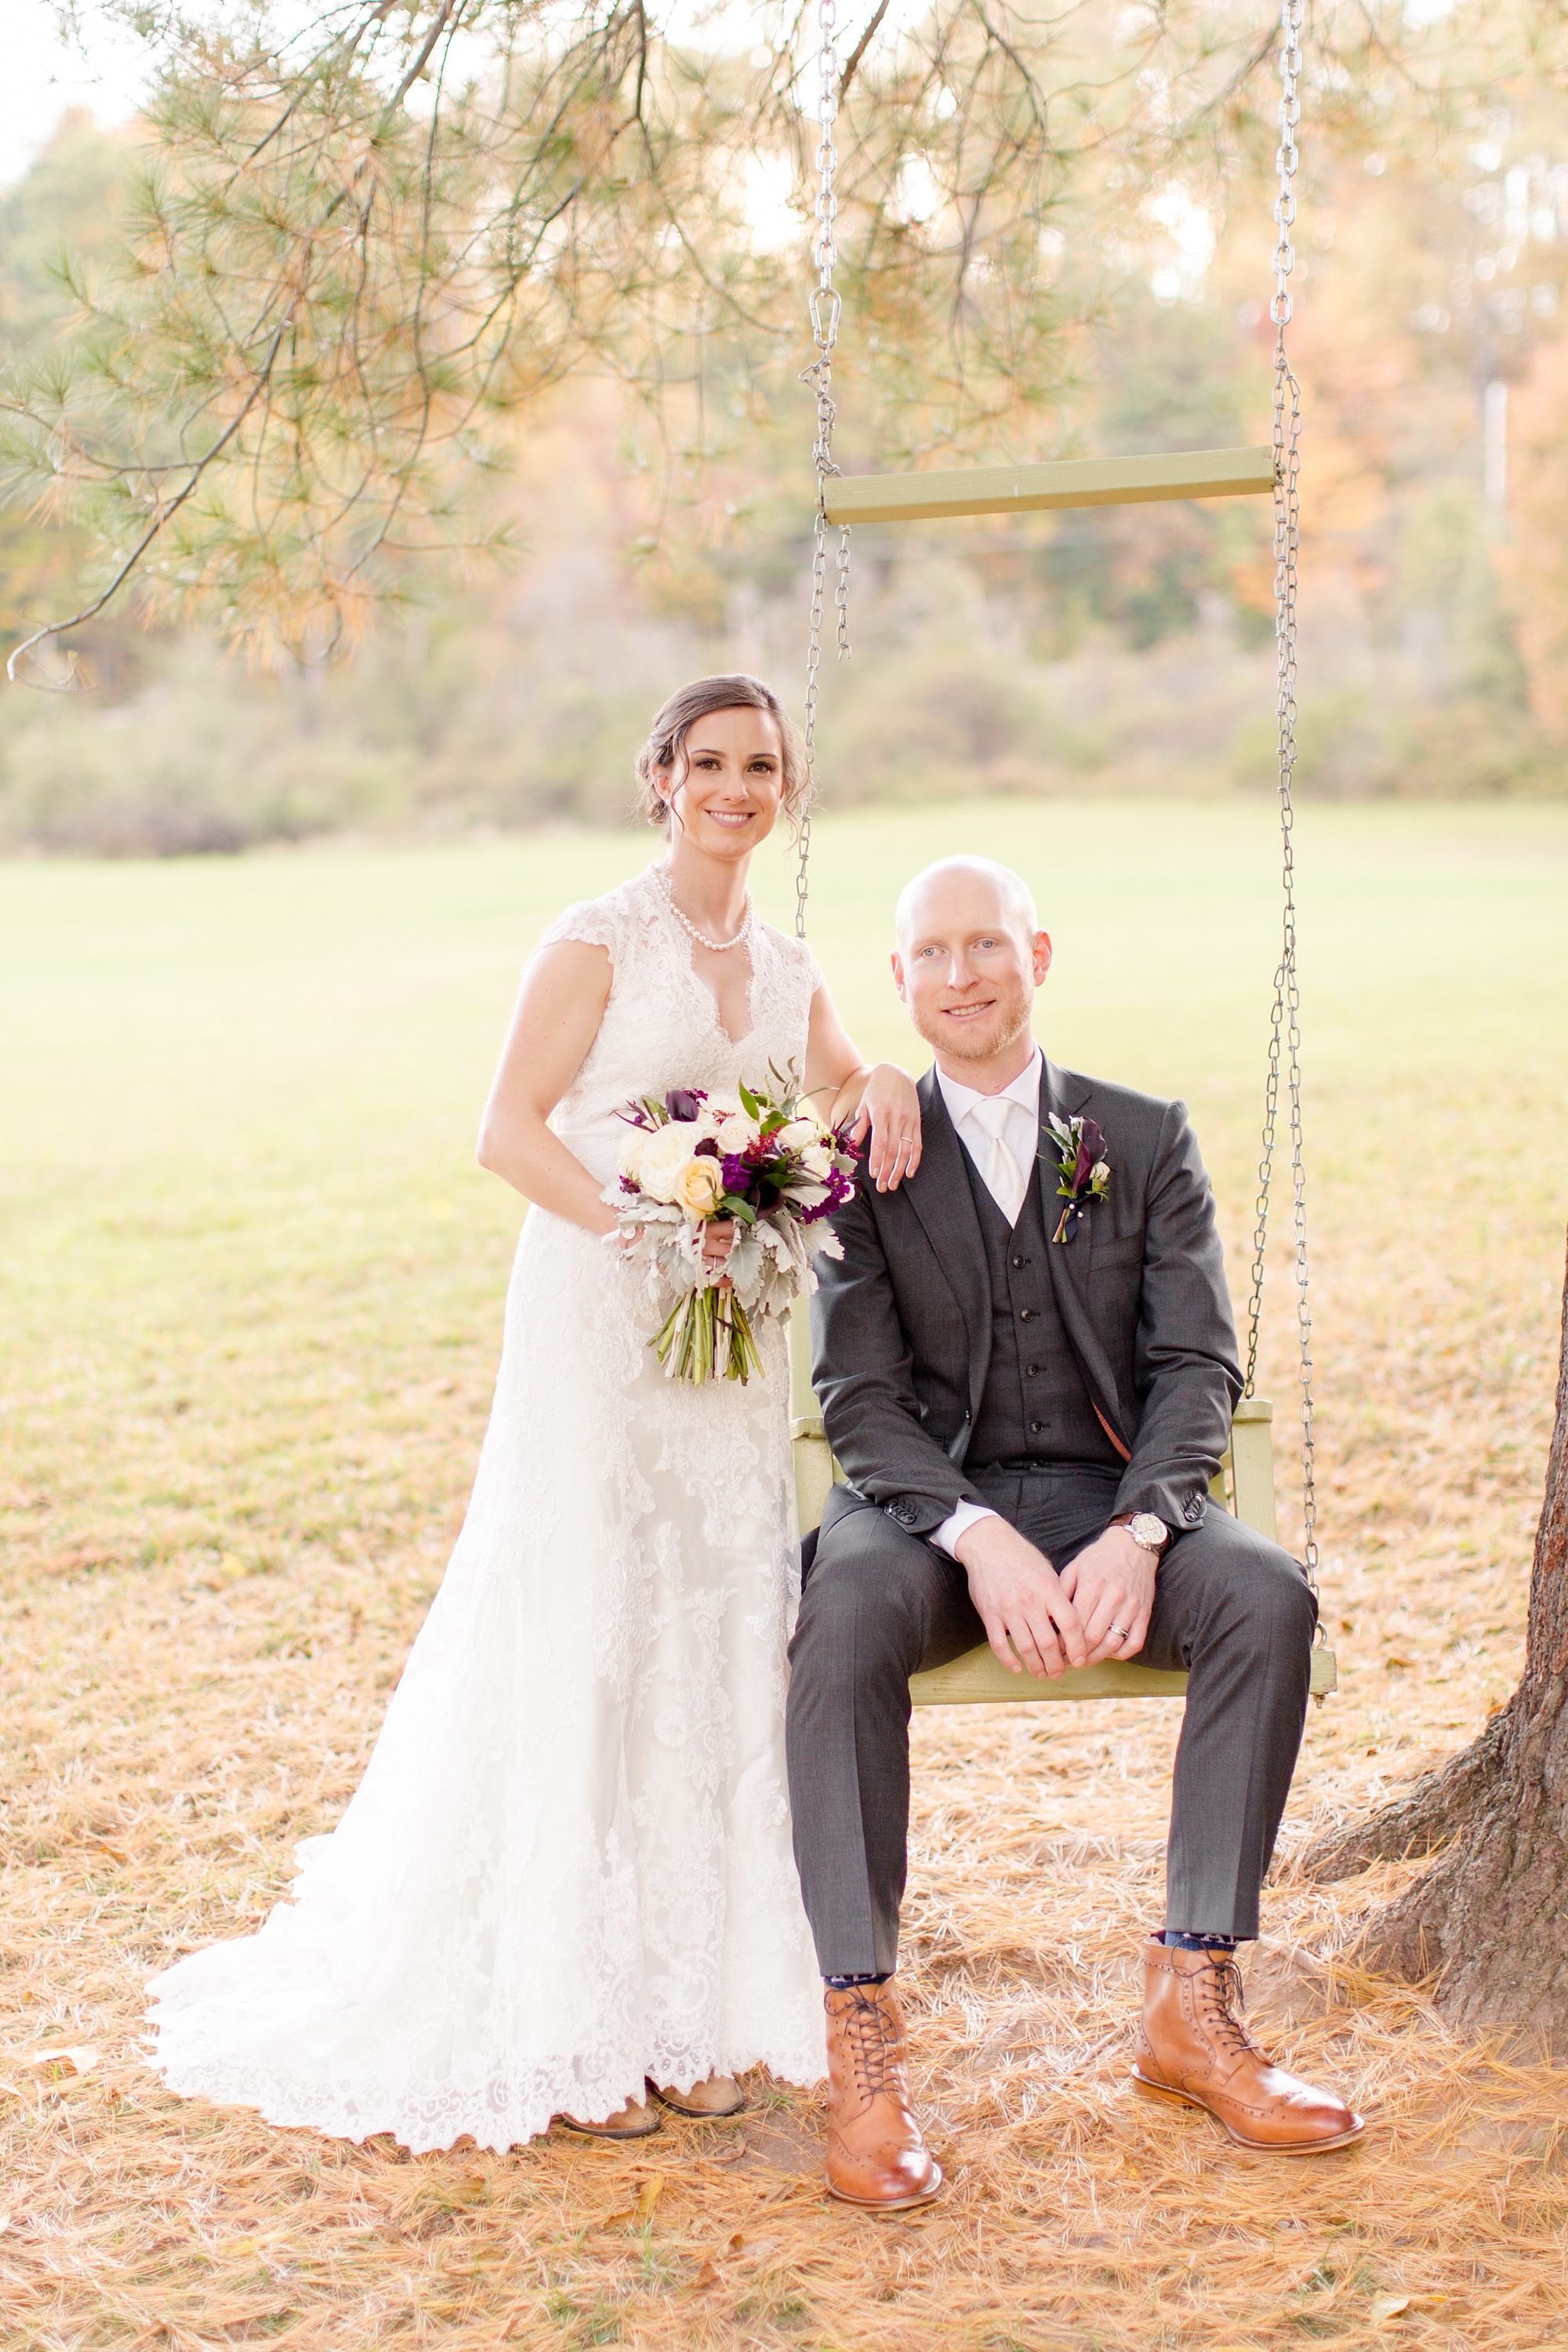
[645,868,760,1051]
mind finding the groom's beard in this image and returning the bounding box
[909,978,1035,1065]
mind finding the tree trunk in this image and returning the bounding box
[1302,1229,1568,2053]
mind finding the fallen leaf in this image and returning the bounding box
[601,2206,636,2228]
[1369,2293,1413,2325]
[85,1842,129,1866]
[728,2230,745,2252]
[1384,1657,1414,1671]
[27,2046,98,2079]
[1123,2159,1143,2180]
[691,2259,719,2289]
[636,2174,665,2220]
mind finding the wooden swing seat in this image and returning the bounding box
[787,1310,1336,1704]
[820,445,1276,528]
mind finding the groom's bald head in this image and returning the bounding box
[891,857,1051,1077]
[894,857,1039,951]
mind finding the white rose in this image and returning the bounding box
[703,1091,743,1121]
[716,1113,757,1154]
[779,1117,818,1151]
[802,1143,833,1178]
[618,1128,651,1182]
[637,1121,699,1202]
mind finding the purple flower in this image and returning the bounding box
[665,1088,703,1123]
[1072,1116,1107,1196]
[797,1165,855,1225]
[720,1152,753,1191]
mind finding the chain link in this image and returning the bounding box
[797,0,852,939]
[1243,0,1317,1597]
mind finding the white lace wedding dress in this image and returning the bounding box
[147,868,827,2149]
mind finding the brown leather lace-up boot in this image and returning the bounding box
[822,1980,943,2211]
[1134,1934,1365,2154]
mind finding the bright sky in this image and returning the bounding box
[1,3,151,183]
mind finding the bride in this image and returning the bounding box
[147,673,923,2150]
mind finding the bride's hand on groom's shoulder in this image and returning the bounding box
[952,1516,1088,1679]
[851,1063,923,1193]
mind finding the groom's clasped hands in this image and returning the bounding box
[952,1515,1156,1676]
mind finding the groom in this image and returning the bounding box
[786,856,1363,2211]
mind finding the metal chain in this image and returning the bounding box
[797,0,852,939]
[1244,0,1317,1595]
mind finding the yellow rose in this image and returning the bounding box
[677,1154,726,1219]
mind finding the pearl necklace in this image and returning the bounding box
[656,869,754,953]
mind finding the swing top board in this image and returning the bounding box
[822,444,1275,527]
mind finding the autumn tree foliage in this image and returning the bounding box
[0,0,1421,673]
[1500,339,1568,733]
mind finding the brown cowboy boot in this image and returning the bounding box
[822,1980,943,2211]
[1133,1935,1365,2154]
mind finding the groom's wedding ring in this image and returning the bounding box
[1108,1623,1129,1642]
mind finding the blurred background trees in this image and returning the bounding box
[1,0,1566,852]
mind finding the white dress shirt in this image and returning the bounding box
[929,1048,1044,1560]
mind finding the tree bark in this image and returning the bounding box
[1301,1229,1568,2053]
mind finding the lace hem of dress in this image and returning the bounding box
[147,2026,826,2154]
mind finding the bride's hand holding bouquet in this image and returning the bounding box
[612,1069,856,1384]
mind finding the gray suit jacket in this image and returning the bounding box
[810,1057,1243,1540]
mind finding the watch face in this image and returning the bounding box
[1131,1513,1167,1548]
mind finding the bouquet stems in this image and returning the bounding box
[653,1284,764,1385]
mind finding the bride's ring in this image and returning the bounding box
[1108,1622,1129,1642]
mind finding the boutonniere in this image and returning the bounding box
[1045,1113,1111,1246]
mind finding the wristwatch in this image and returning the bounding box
[1116,1511,1170,1555]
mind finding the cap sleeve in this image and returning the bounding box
[797,936,826,994]
[534,895,620,967]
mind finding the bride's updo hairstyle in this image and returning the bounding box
[635,674,810,830]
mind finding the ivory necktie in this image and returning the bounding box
[967,1095,1029,1227]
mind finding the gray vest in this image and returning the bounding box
[960,1145,1123,1473]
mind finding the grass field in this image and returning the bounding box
[3,798,1567,2350]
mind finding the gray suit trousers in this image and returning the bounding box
[785,1468,1317,1976]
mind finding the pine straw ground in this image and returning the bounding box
[3,804,1568,2350]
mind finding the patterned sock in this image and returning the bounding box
[1162,1930,1240,1953]
[824,1971,891,1988]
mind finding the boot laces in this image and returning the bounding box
[842,1988,899,2097]
[1197,1956,1263,2059]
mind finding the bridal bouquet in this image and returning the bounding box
[612,1069,857,1384]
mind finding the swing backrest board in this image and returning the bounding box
[822,445,1275,528]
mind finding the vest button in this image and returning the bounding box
[1025,1363,1039,1377]
[1011,1254,1027,1268]
[1018,1307,1034,1321]
[1030,1421,1044,1434]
